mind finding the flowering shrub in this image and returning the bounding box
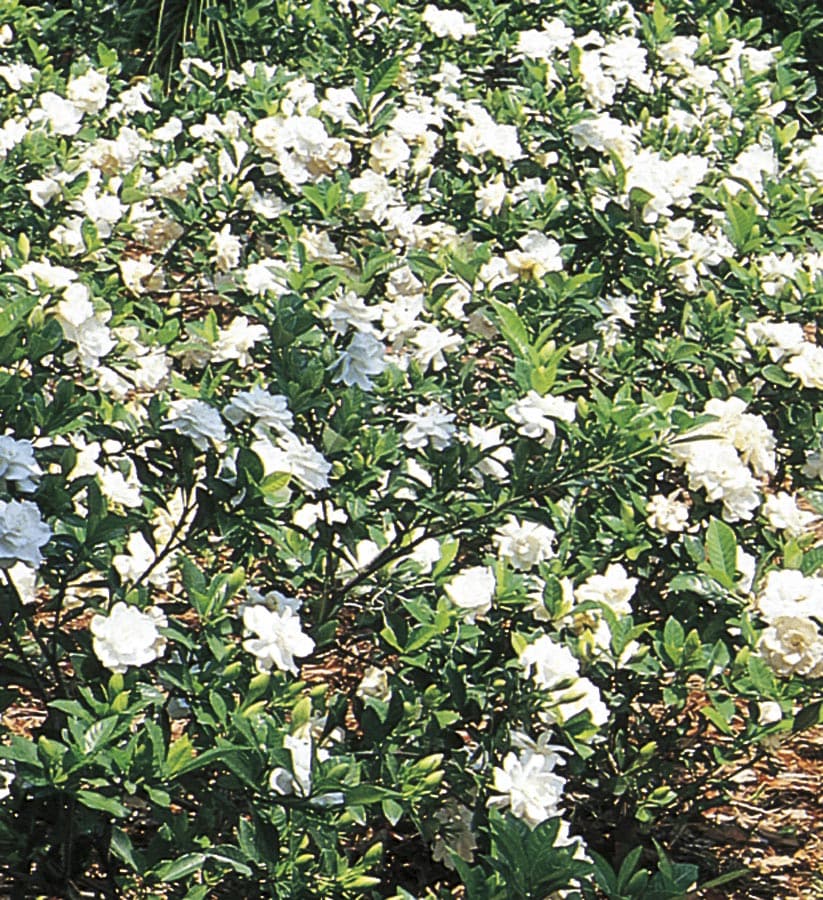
[0,0,821,895]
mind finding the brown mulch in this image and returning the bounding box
[683,725,823,898]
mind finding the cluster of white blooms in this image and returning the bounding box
[252,432,331,492]
[745,317,823,389]
[752,569,823,679]
[670,396,776,521]
[90,603,168,672]
[518,635,609,729]
[422,5,476,40]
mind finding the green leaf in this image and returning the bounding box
[489,300,533,361]
[345,784,402,805]
[705,518,737,582]
[369,57,401,95]
[156,852,208,882]
[801,546,823,575]
[382,797,404,826]
[164,734,196,776]
[76,790,129,818]
[793,700,823,733]
[110,826,143,871]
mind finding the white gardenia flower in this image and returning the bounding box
[784,342,823,389]
[759,616,823,678]
[488,747,567,828]
[252,434,332,492]
[242,604,315,675]
[541,676,610,728]
[210,225,242,272]
[444,566,496,623]
[763,491,816,537]
[0,436,42,492]
[755,569,823,623]
[112,532,170,587]
[0,500,51,568]
[411,325,462,372]
[90,602,168,672]
[465,423,513,481]
[422,4,477,40]
[504,231,564,281]
[574,563,637,617]
[223,387,294,433]
[493,516,556,570]
[646,492,689,532]
[670,438,761,522]
[399,402,457,451]
[163,399,227,451]
[31,92,84,135]
[506,391,576,445]
[518,635,579,690]
[66,69,109,113]
[356,665,392,702]
[211,316,268,367]
[324,291,383,336]
[330,332,388,390]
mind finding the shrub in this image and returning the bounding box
[0,0,821,896]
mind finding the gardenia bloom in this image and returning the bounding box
[755,569,823,623]
[269,732,313,797]
[399,402,457,451]
[444,566,496,623]
[356,666,392,702]
[323,291,383,336]
[90,603,168,672]
[330,332,388,390]
[163,399,227,451]
[242,604,315,675]
[763,492,816,537]
[211,225,242,272]
[518,635,579,690]
[488,745,567,828]
[252,433,331,492]
[0,436,42,492]
[411,325,462,372]
[493,516,556,570]
[506,391,576,445]
[670,438,761,522]
[112,532,170,587]
[784,342,823,389]
[646,492,690,532]
[574,563,637,617]
[759,616,823,678]
[422,4,477,40]
[66,69,109,113]
[504,232,564,281]
[211,316,268,367]
[541,676,609,729]
[465,423,513,481]
[223,387,294,433]
[0,500,51,568]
